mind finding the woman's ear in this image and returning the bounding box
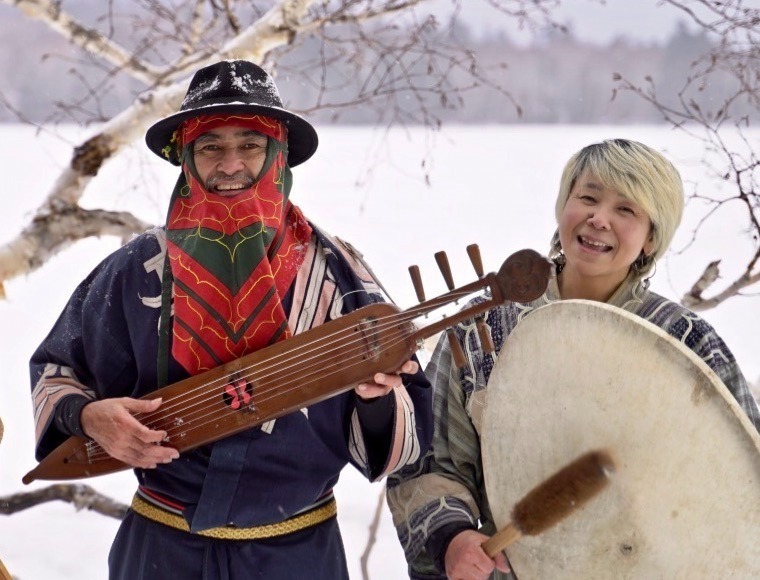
[643,232,655,258]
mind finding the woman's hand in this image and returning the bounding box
[445,529,511,580]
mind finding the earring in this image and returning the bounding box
[553,251,566,274]
[549,231,565,274]
[632,253,656,289]
[632,252,648,273]
[647,255,657,280]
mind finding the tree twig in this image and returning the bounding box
[360,484,387,580]
[0,484,128,520]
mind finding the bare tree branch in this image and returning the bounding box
[0,0,328,290]
[0,0,541,291]
[360,485,387,580]
[682,247,760,311]
[0,484,128,520]
[664,0,760,35]
[614,0,760,310]
[0,203,152,287]
[0,0,164,84]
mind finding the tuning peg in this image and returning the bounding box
[408,265,426,302]
[446,327,467,368]
[434,251,455,291]
[476,318,495,354]
[466,244,484,278]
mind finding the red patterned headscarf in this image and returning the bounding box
[164,114,313,375]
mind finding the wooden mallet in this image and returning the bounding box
[482,450,615,558]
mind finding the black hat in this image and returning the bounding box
[145,60,318,167]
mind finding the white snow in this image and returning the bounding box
[1,123,758,579]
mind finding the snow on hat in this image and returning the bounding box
[145,60,318,167]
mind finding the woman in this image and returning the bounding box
[386,139,760,580]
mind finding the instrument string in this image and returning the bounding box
[83,323,417,462]
[135,286,474,426]
[89,322,418,460]
[138,306,419,424]
[80,287,480,463]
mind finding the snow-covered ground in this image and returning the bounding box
[1,123,758,579]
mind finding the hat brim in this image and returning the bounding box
[145,102,318,167]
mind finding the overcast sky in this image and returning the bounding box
[430,0,759,45]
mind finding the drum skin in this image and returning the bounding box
[482,300,760,579]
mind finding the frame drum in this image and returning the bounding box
[482,300,760,579]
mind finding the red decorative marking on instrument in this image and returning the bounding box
[222,378,253,410]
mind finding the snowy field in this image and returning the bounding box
[1,123,759,579]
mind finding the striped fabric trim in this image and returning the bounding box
[316,235,422,480]
[32,364,95,444]
[386,387,421,472]
[290,233,423,480]
[347,386,422,483]
[347,410,368,469]
[136,486,335,522]
[288,237,337,335]
[136,486,185,516]
[331,236,388,300]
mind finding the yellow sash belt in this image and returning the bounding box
[130,494,337,541]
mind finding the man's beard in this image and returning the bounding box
[205,171,256,194]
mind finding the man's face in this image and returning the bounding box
[192,125,269,197]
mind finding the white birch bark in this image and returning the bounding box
[0,0,324,292]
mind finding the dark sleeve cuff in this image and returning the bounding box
[53,394,91,438]
[426,521,477,573]
[355,391,395,478]
[355,390,395,435]
[354,363,430,479]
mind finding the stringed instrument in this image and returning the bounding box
[23,245,552,484]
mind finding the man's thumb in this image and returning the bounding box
[125,397,162,413]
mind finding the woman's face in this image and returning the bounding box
[558,170,654,298]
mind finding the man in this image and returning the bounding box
[30,59,433,579]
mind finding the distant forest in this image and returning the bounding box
[0,5,746,125]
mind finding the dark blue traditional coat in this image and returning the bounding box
[31,226,433,580]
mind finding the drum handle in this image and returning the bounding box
[482,523,522,557]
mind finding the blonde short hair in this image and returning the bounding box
[550,139,684,280]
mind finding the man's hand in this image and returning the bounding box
[353,359,419,400]
[80,397,180,469]
[445,529,511,580]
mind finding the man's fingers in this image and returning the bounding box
[131,439,179,465]
[401,360,419,374]
[118,397,169,442]
[122,396,162,414]
[354,384,392,399]
[372,372,398,387]
[135,427,169,444]
[109,433,179,468]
